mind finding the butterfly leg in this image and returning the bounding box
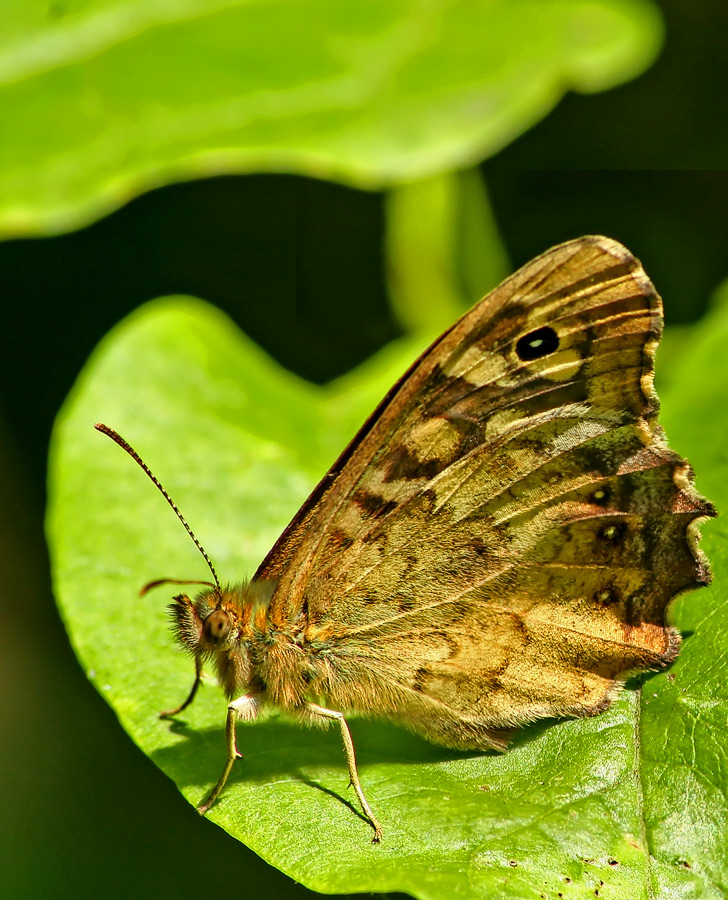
[305,702,382,843]
[159,654,203,718]
[197,694,259,815]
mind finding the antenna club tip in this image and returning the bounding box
[95,423,120,441]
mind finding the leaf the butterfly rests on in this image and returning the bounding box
[97,235,714,841]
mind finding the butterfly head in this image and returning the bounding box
[168,587,244,657]
[166,586,250,699]
[166,580,277,698]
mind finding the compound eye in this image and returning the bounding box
[202,609,232,647]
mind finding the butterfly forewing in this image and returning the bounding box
[257,235,713,748]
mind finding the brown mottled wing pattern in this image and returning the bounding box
[256,236,713,747]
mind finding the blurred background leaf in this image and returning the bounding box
[3,0,728,898]
[0,0,660,236]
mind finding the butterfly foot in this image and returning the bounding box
[197,798,213,816]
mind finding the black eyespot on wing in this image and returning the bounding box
[599,521,626,543]
[593,587,619,606]
[515,326,559,361]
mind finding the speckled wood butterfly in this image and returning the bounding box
[97,235,713,842]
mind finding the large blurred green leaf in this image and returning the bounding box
[2,0,662,237]
[48,290,727,898]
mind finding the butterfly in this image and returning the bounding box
[96,234,714,843]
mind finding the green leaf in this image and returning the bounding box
[645,302,728,898]
[3,0,662,237]
[48,294,726,898]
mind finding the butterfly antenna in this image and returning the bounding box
[94,423,222,593]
